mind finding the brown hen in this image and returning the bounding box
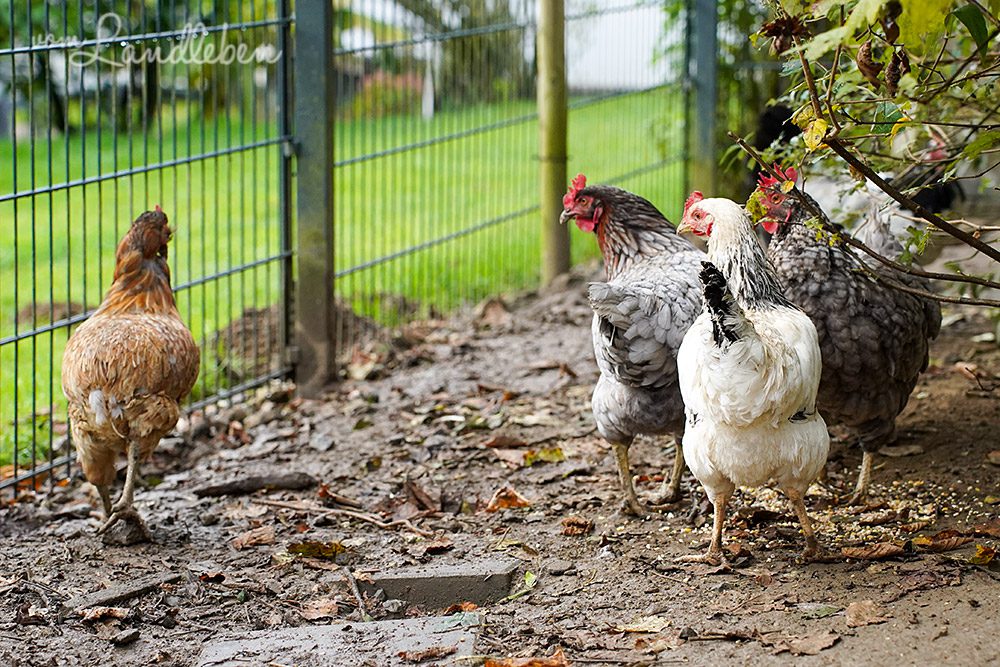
[61,207,199,538]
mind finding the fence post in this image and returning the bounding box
[689,0,718,195]
[537,0,570,286]
[293,0,336,397]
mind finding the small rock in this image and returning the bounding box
[383,599,406,614]
[544,559,575,576]
[111,628,140,646]
[198,510,220,526]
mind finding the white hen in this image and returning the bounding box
[675,193,829,563]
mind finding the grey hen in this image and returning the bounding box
[561,175,704,515]
[753,168,941,503]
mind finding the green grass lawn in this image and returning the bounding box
[0,86,688,469]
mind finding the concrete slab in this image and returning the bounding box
[360,558,521,608]
[197,613,481,667]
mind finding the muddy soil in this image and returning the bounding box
[2,267,999,666]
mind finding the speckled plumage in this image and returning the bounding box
[563,184,704,513]
[765,192,941,471]
[62,209,199,534]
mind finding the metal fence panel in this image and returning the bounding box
[1,0,692,496]
[332,0,691,360]
[0,1,294,495]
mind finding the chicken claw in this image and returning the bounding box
[675,551,726,566]
[97,507,152,543]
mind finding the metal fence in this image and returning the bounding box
[1,0,697,497]
[1,1,294,495]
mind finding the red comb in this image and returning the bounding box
[683,191,704,214]
[757,164,798,190]
[155,204,162,212]
[563,173,587,208]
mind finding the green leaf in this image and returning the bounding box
[846,0,888,31]
[872,101,904,134]
[898,0,952,52]
[803,25,852,60]
[962,130,1000,160]
[953,5,990,63]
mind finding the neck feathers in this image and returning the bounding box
[707,204,793,310]
[99,250,178,316]
[601,215,689,279]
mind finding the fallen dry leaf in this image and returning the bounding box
[523,447,566,466]
[774,631,840,656]
[419,536,454,556]
[287,540,347,560]
[969,544,996,566]
[842,542,906,560]
[398,645,458,663]
[971,519,1000,538]
[899,520,931,533]
[300,597,342,621]
[635,632,685,653]
[561,516,594,536]
[878,444,924,458]
[486,485,532,512]
[484,646,569,667]
[988,450,1000,466]
[475,297,513,329]
[616,615,672,633]
[845,600,890,628]
[80,606,130,623]
[231,525,275,550]
[912,530,974,553]
[443,601,479,614]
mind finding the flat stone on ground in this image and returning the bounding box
[196,613,481,667]
[359,557,521,608]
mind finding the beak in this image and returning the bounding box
[676,219,692,234]
[559,209,574,225]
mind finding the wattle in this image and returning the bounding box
[576,218,596,233]
[762,219,779,235]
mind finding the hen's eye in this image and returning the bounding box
[770,193,781,204]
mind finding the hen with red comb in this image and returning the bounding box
[562,177,705,515]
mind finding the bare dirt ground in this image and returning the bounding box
[2,266,999,667]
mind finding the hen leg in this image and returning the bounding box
[846,451,874,505]
[97,485,113,517]
[784,486,823,561]
[97,440,150,539]
[612,442,646,517]
[676,488,730,565]
[649,435,685,507]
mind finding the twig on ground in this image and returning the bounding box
[193,472,317,497]
[342,566,374,622]
[251,498,436,537]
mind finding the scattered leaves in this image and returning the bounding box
[484,646,568,667]
[561,516,594,536]
[486,486,532,512]
[399,645,458,663]
[230,525,276,551]
[287,540,347,560]
[846,600,890,628]
[842,542,907,560]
